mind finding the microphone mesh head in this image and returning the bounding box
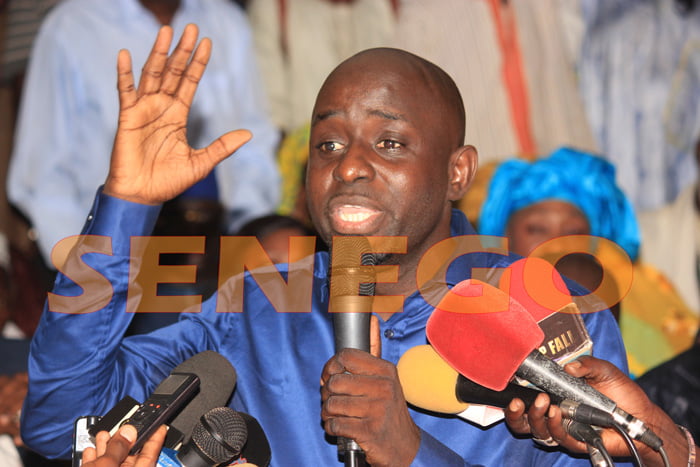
[169,351,237,443]
[192,407,248,464]
[330,236,376,297]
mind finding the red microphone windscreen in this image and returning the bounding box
[426,279,544,391]
[499,257,571,322]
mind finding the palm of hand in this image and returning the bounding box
[110,92,201,204]
[104,24,251,205]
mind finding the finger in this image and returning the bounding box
[95,430,111,457]
[563,358,590,379]
[134,425,167,467]
[175,36,212,106]
[116,49,137,110]
[547,405,588,452]
[194,129,252,175]
[333,348,390,377]
[321,355,346,385]
[546,406,572,442]
[323,416,368,445]
[100,425,137,465]
[564,357,622,389]
[81,446,97,464]
[370,315,381,358]
[504,398,531,434]
[526,393,553,441]
[323,372,367,399]
[322,390,364,420]
[323,370,396,404]
[161,23,199,96]
[320,349,390,396]
[138,25,173,96]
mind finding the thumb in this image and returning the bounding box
[199,129,252,167]
[370,315,381,358]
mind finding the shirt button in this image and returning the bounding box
[384,329,395,339]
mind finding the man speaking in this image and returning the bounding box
[22,24,630,466]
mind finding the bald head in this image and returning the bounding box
[306,45,478,270]
[315,47,466,149]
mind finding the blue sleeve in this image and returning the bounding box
[567,276,630,375]
[21,191,212,459]
[412,429,477,466]
[582,307,630,375]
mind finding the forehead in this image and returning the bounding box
[513,200,589,224]
[312,53,440,122]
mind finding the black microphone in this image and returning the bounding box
[158,407,248,466]
[516,351,662,450]
[87,351,237,453]
[167,351,237,447]
[237,412,271,467]
[330,236,376,467]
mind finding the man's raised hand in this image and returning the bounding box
[104,24,252,205]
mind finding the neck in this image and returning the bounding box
[374,227,454,321]
[140,0,181,25]
[375,258,421,321]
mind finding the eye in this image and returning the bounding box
[316,141,345,153]
[376,139,404,151]
[525,224,548,236]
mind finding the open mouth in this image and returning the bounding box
[330,205,383,234]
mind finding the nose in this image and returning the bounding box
[332,144,375,184]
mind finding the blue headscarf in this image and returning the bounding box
[478,147,641,261]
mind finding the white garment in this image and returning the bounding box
[0,436,22,467]
[8,0,281,263]
[578,0,700,210]
[247,0,396,133]
[392,0,598,163]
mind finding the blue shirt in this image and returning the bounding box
[7,0,281,264]
[23,192,630,466]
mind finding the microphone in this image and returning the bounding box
[330,236,376,348]
[237,412,271,467]
[397,345,611,466]
[330,236,376,467]
[425,279,663,450]
[88,351,237,452]
[158,407,247,466]
[498,257,593,366]
[397,345,549,414]
[396,345,634,429]
[167,351,238,447]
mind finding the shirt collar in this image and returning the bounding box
[120,0,201,25]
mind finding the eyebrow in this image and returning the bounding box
[311,110,340,126]
[311,108,407,127]
[368,109,405,121]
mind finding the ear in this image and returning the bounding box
[447,145,478,201]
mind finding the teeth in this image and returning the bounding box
[336,206,376,223]
[339,211,372,222]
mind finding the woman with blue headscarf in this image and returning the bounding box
[478,147,698,377]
